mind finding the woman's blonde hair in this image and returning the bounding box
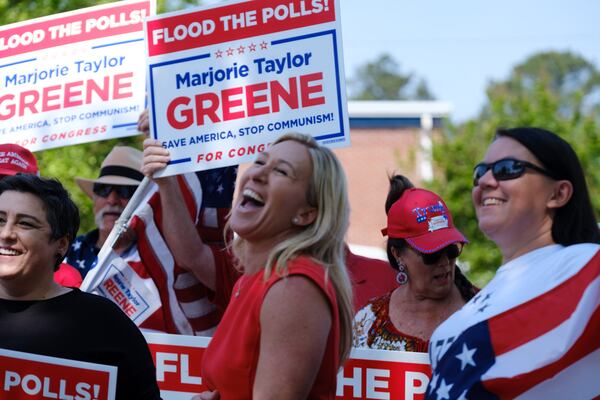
[230,132,354,363]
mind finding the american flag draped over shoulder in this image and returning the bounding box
[426,244,600,400]
[86,166,237,336]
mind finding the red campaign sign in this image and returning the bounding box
[0,349,117,400]
[0,0,151,58]
[143,332,432,400]
[144,333,211,396]
[145,0,335,57]
[336,355,432,400]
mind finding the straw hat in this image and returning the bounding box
[76,146,143,199]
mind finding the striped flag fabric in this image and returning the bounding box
[426,244,600,400]
[83,166,237,336]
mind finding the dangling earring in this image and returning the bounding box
[396,261,408,285]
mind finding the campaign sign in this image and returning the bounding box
[144,332,209,400]
[336,349,431,400]
[0,348,117,400]
[0,0,155,152]
[94,256,161,325]
[143,332,431,400]
[144,0,350,177]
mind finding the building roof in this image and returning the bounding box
[348,100,452,128]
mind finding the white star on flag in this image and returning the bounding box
[455,343,477,370]
[457,389,469,400]
[436,378,453,400]
[428,372,439,394]
[77,260,86,270]
[72,240,81,251]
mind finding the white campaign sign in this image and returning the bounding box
[144,0,350,176]
[0,0,155,151]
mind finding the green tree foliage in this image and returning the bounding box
[0,0,198,233]
[429,51,600,287]
[349,53,435,100]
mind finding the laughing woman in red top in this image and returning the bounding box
[143,133,354,399]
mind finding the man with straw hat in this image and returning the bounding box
[66,145,143,278]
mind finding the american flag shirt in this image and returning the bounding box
[427,243,600,400]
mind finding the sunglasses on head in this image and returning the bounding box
[473,158,555,187]
[418,243,463,265]
[92,183,137,199]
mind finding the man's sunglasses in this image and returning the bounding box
[473,158,555,187]
[419,243,463,265]
[93,183,137,199]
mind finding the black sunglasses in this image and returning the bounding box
[473,158,555,187]
[419,243,463,265]
[92,183,137,199]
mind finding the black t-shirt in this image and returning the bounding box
[0,289,161,400]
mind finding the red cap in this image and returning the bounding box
[0,144,39,177]
[381,188,467,253]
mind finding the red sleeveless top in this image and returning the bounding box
[202,256,340,399]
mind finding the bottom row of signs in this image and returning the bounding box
[0,332,431,400]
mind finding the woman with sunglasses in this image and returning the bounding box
[353,175,478,352]
[426,127,600,399]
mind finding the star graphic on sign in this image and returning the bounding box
[457,389,469,400]
[237,45,245,54]
[436,379,453,400]
[260,41,268,49]
[455,343,477,370]
[77,260,86,270]
[248,43,257,51]
[226,47,234,56]
[215,49,223,58]
[428,373,439,394]
[71,240,82,251]
[217,184,224,194]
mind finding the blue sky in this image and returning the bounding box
[198,0,599,122]
[339,0,600,122]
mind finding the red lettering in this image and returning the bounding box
[165,73,323,129]
[64,81,83,108]
[246,82,269,117]
[86,76,110,103]
[167,97,193,129]
[221,87,244,121]
[0,75,136,120]
[300,72,325,107]
[0,94,16,120]
[19,90,39,116]
[194,92,221,125]
[271,77,299,112]
[41,85,61,112]
[104,279,120,297]
[113,72,133,99]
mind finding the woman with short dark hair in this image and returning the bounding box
[0,174,161,400]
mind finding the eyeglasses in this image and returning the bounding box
[473,158,555,187]
[419,243,463,265]
[92,183,137,199]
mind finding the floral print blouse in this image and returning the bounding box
[353,292,429,352]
